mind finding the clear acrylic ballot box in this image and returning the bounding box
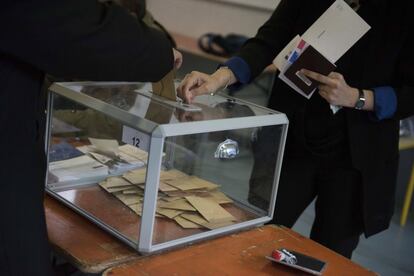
[45,82,288,253]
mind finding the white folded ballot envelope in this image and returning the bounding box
[274,0,371,103]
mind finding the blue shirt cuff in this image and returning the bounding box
[372,86,397,120]
[221,57,251,90]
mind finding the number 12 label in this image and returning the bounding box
[122,125,150,151]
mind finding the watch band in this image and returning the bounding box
[354,89,366,110]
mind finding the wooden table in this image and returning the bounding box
[45,195,140,273]
[54,185,257,246]
[103,225,375,276]
[46,196,375,275]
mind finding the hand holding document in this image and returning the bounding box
[274,0,370,112]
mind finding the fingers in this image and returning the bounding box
[177,71,212,103]
[318,89,328,101]
[328,71,344,80]
[177,73,198,103]
[191,82,212,97]
[318,85,331,92]
[318,87,332,103]
[301,69,337,87]
[301,70,352,106]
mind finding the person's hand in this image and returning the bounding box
[173,48,183,69]
[177,71,221,103]
[177,67,236,103]
[302,69,358,108]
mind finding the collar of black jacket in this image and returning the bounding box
[361,0,387,9]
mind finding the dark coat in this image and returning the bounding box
[0,1,173,275]
[236,0,414,237]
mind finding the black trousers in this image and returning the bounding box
[248,128,364,259]
[0,142,53,276]
[273,154,363,259]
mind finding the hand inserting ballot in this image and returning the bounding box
[177,67,236,103]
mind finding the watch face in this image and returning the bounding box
[355,89,365,110]
[355,99,365,109]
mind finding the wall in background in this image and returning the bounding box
[147,0,280,38]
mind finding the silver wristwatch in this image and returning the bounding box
[354,89,366,110]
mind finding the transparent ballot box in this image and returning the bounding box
[45,82,288,253]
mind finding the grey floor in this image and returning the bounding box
[293,203,414,276]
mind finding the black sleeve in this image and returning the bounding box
[0,0,173,82]
[394,20,414,119]
[234,0,302,80]
[395,43,414,119]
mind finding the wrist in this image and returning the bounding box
[343,88,360,108]
[351,88,374,111]
[213,67,235,89]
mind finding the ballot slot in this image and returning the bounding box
[135,89,202,112]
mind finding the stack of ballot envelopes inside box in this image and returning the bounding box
[99,167,236,230]
[48,139,147,186]
[49,137,238,230]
